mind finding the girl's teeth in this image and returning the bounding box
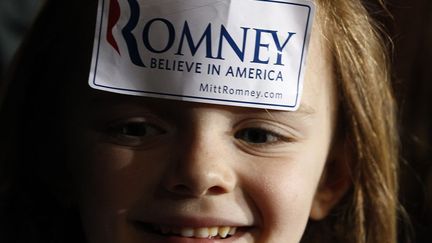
[209,227,218,237]
[195,227,209,238]
[180,227,194,237]
[158,226,238,238]
[219,226,230,238]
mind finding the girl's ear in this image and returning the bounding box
[310,140,352,220]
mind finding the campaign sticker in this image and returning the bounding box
[89,0,315,111]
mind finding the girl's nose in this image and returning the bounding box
[162,116,237,198]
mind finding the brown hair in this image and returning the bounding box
[0,0,399,242]
[303,0,398,242]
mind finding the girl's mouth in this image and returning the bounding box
[135,223,248,240]
[148,224,238,239]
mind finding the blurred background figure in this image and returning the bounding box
[0,0,44,78]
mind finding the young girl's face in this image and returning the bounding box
[66,22,338,243]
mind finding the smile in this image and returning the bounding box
[152,225,237,239]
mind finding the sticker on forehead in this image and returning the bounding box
[89,0,315,111]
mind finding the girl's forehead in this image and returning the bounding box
[79,88,317,122]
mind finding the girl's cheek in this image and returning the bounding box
[74,142,167,200]
[66,125,162,208]
[237,138,329,241]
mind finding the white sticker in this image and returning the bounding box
[89,0,315,111]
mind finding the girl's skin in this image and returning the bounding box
[64,21,348,243]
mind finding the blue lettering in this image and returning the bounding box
[150,58,157,68]
[143,18,175,53]
[272,32,296,65]
[276,71,283,81]
[251,29,271,64]
[252,29,296,65]
[216,25,249,61]
[226,66,234,77]
[122,0,145,67]
[236,67,247,78]
[175,21,214,58]
[121,7,297,67]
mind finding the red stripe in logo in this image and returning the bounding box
[107,0,121,54]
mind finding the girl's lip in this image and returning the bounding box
[131,216,255,242]
[142,232,249,243]
[133,222,254,243]
[131,215,252,228]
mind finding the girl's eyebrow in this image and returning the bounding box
[295,103,316,116]
[88,95,154,108]
[265,103,316,116]
[260,103,316,123]
[88,94,316,119]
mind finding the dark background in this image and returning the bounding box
[388,0,432,242]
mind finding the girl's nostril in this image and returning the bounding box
[208,186,226,195]
[171,184,190,194]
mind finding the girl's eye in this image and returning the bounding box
[234,128,280,144]
[111,121,165,137]
[122,122,158,136]
[106,119,167,146]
